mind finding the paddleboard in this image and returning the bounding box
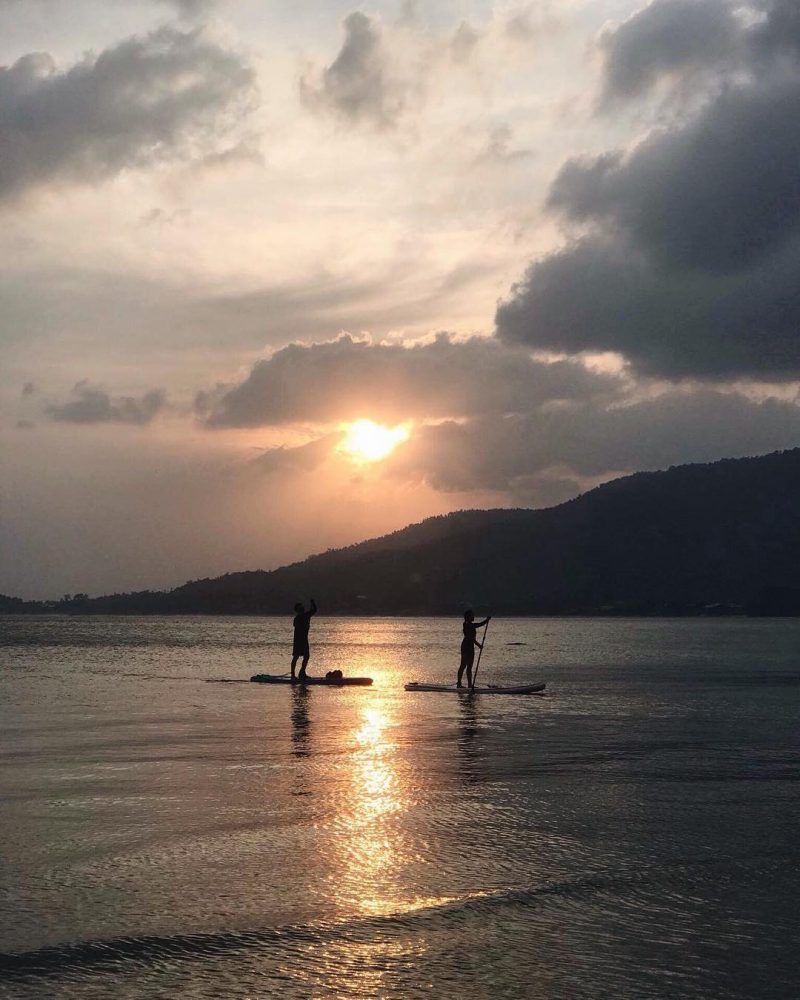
[405,681,546,695]
[250,673,373,686]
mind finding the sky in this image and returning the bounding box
[2,0,799,599]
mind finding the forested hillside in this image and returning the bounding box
[6,448,800,616]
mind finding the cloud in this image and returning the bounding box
[749,0,800,63]
[201,333,620,428]
[252,433,341,475]
[47,383,166,425]
[496,230,800,380]
[548,72,800,273]
[0,0,222,15]
[192,273,410,347]
[300,12,405,129]
[451,22,481,64]
[0,26,255,201]
[476,124,534,165]
[599,0,800,105]
[0,263,427,359]
[182,136,263,175]
[496,0,800,380]
[160,0,219,16]
[298,5,566,132]
[599,0,738,103]
[504,4,562,43]
[386,389,800,497]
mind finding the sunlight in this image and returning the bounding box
[333,702,404,916]
[338,419,411,463]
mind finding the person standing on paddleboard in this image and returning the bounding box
[457,609,491,688]
[291,599,317,682]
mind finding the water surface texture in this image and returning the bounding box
[1,616,799,999]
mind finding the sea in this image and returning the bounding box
[1,615,798,999]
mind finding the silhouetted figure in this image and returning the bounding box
[457,609,491,688]
[291,599,317,681]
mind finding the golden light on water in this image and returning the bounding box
[284,631,466,997]
[338,419,411,463]
[345,703,401,914]
[289,690,453,997]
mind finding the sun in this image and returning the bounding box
[338,419,411,463]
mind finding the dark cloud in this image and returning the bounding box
[749,0,800,63]
[387,390,800,497]
[47,383,166,425]
[599,0,738,103]
[201,334,620,428]
[553,77,800,273]
[496,232,800,379]
[599,0,800,104]
[497,0,800,380]
[300,12,404,129]
[0,26,254,201]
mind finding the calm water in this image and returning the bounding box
[1,615,799,999]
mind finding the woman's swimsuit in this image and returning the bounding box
[461,621,477,663]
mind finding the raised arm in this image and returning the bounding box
[309,599,317,616]
[474,616,491,629]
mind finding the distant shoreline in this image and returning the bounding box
[5,448,800,619]
[2,609,795,619]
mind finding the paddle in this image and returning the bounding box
[470,617,490,690]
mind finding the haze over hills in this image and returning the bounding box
[3,448,800,616]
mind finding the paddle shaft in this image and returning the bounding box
[471,619,490,689]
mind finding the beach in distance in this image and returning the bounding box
[1,614,799,999]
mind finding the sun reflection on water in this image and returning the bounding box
[296,698,458,998]
[341,703,402,915]
[332,699,456,915]
[278,624,476,996]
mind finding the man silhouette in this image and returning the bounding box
[291,599,317,682]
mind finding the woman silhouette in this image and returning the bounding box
[457,609,491,688]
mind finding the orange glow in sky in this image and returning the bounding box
[338,419,411,463]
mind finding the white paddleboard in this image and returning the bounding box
[405,681,546,695]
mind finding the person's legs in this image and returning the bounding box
[291,654,300,681]
[298,646,310,679]
[458,649,475,687]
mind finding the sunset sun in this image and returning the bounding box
[338,419,411,463]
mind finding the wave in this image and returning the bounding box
[2,852,791,983]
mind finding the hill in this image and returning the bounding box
[6,448,800,616]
